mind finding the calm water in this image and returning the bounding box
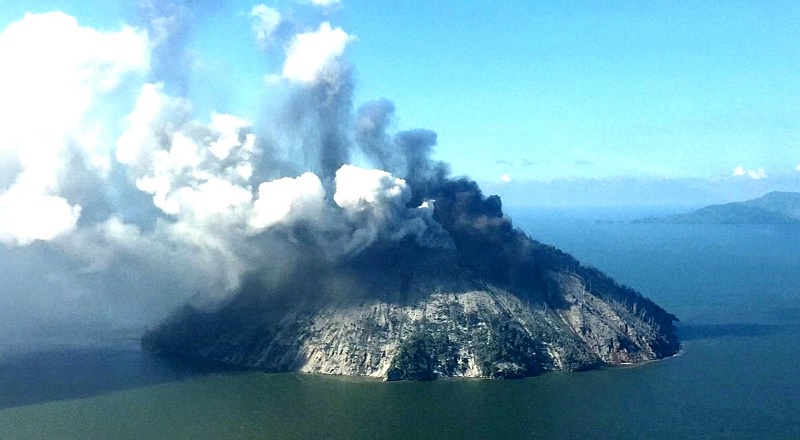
[1,207,799,439]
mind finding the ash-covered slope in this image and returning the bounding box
[142,179,679,380]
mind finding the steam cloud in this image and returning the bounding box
[733,166,767,180]
[0,2,503,342]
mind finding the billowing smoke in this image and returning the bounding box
[0,2,507,343]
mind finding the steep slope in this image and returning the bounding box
[143,180,679,380]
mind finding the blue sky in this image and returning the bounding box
[2,0,800,204]
[345,1,800,184]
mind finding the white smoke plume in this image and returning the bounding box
[0,12,149,246]
[268,22,354,86]
[0,5,450,341]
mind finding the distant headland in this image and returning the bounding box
[634,191,800,224]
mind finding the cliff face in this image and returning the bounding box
[142,238,680,380]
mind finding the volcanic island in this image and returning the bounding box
[143,173,680,380]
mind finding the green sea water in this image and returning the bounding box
[1,208,799,439]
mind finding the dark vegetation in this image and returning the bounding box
[386,326,455,381]
[385,316,547,380]
[471,318,547,378]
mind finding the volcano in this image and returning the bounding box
[0,5,680,378]
[134,3,678,381]
[142,177,680,380]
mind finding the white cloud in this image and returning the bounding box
[110,83,270,298]
[250,4,283,47]
[334,165,408,210]
[251,173,326,230]
[795,164,800,172]
[116,83,257,227]
[333,164,446,251]
[209,113,254,160]
[0,191,82,245]
[733,166,767,180]
[0,11,150,245]
[281,22,354,85]
[310,0,341,5]
[500,174,512,183]
[115,83,191,168]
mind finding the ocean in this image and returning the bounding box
[1,207,798,439]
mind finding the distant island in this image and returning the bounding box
[634,191,800,224]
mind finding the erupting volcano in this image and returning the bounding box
[129,3,679,380]
[0,4,679,378]
[142,167,680,379]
